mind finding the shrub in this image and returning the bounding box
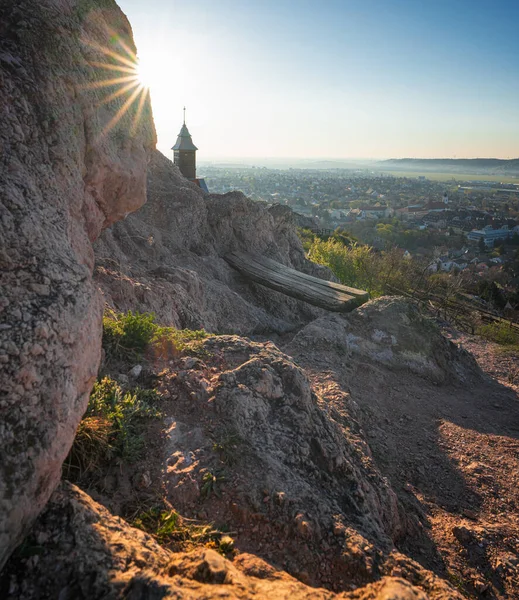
[103,309,209,359]
[88,377,161,460]
[103,310,157,358]
[307,238,418,297]
[297,228,316,252]
[64,377,161,479]
[477,321,519,347]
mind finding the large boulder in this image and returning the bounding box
[0,0,155,567]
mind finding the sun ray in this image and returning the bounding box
[106,26,137,60]
[80,30,151,139]
[107,27,138,63]
[88,61,139,76]
[97,80,141,108]
[101,84,145,137]
[84,38,138,70]
[131,86,149,134]
[82,74,140,90]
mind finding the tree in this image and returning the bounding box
[478,237,486,253]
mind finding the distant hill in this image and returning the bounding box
[378,158,519,176]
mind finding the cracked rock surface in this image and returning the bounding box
[0,0,155,567]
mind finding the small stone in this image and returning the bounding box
[182,356,199,369]
[462,508,478,520]
[129,364,142,378]
[473,579,489,593]
[333,522,346,536]
[30,343,44,356]
[34,324,50,339]
[133,471,152,489]
[294,512,312,537]
[274,491,286,505]
[452,525,472,544]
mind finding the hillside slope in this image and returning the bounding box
[1,1,518,599]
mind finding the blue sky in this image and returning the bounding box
[116,0,519,159]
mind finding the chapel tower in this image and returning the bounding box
[172,107,198,180]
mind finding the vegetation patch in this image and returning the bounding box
[132,507,234,555]
[103,309,209,360]
[212,432,243,466]
[201,470,225,499]
[477,321,519,348]
[64,377,161,480]
[103,310,157,358]
[305,234,415,296]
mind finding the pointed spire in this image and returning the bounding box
[171,108,198,151]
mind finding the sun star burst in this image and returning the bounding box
[82,28,151,137]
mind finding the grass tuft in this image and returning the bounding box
[212,433,242,466]
[102,309,209,360]
[103,310,157,359]
[64,377,161,480]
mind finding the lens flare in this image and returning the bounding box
[82,28,151,137]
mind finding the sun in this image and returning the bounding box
[135,56,153,90]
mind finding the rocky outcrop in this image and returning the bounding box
[93,150,331,334]
[287,297,481,384]
[0,0,155,567]
[1,482,431,599]
[151,331,463,597]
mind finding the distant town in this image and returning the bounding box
[201,166,519,277]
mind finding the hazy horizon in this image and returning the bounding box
[117,0,519,161]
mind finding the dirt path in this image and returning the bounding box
[283,328,519,599]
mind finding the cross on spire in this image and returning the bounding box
[183,106,186,125]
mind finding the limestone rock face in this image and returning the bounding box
[0,0,155,567]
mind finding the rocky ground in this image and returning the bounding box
[7,297,519,599]
[280,311,519,598]
[4,117,519,599]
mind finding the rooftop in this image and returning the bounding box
[172,123,198,151]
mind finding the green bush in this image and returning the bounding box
[477,322,519,347]
[87,377,161,461]
[306,237,418,297]
[103,309,208,359]
[103,310,157,358]
[297,228,316,252]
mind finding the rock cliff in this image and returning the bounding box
[0,0,155,567]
